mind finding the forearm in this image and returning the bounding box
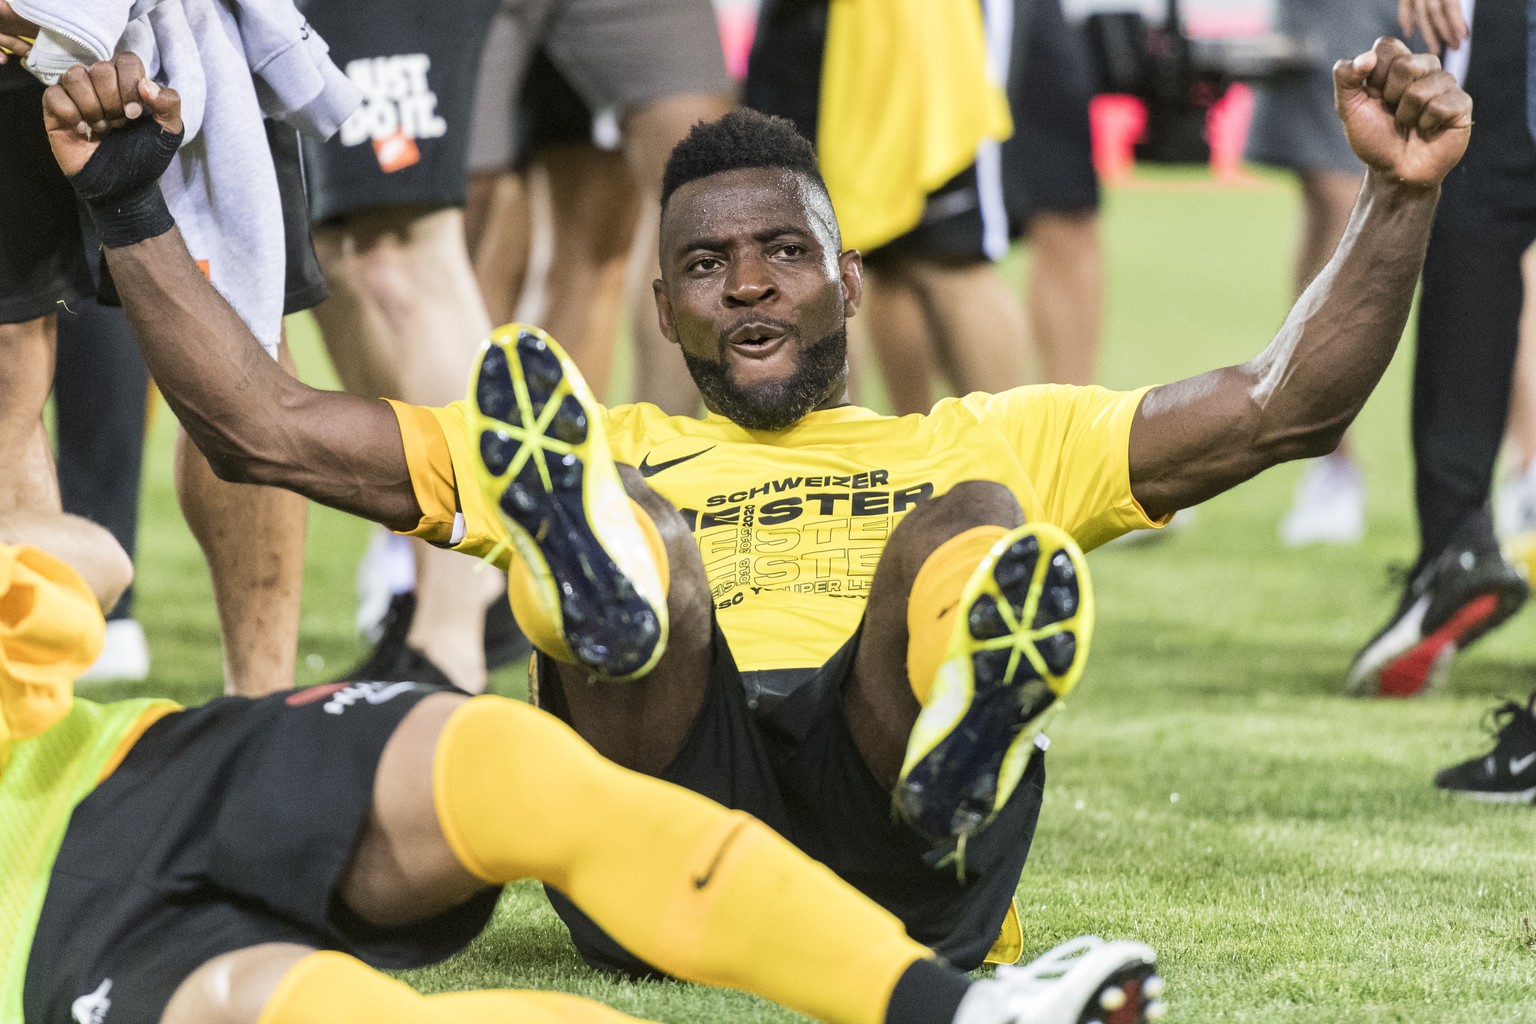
[1132,171,1439,515]
[1244,170,1438,455]
[104,229,424,531]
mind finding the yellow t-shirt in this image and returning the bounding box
[388,385,1162,674]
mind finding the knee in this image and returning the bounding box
[913,481,1022,532]
[618,464,710,613]
[315,209,459,321]
[618,466,692,546]
[161,945,316,1024]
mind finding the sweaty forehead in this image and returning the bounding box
[660,167,840,255]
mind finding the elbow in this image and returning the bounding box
[202,444,262,485]
[1290,424,1350,462]
[200,434,287,487]
[1256,414,1354,466]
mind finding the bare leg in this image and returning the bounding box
[861,266,939,414]
[467,169,534,328]
[163,941,651,1024]
[175,335,306,696]
[0,316,61,516]
[542,468,716,775]
[312,207,504,691]
[622,94,734,413]
[533,145,643,399]
[863,257,1029,413]
[165,687,932,1024]
[1025,210,1102,386]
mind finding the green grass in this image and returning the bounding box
[87,166,1536,1022]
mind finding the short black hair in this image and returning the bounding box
[660,109,829,211]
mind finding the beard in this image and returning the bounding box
[682,325,849,432]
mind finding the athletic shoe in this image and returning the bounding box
[330,592,417,685]
[954,936,1163,1024]
[468,323,667,681]
[1494,460,1536,539]
[1346,511,1528,698]
[895,522,1093,843]
[339,588,532,682]
[1278,454,1365,547]
[1434,694,1536,803]
[76,618,150,683]
[335,642,455,690]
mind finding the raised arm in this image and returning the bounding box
[41,54,425,533]
[1128,38,1472,520]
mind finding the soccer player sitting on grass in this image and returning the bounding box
[2,514,1161,1024]
[36,40,1472,979]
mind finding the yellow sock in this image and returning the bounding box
[904,526,1008,703]
[432,696,928,1024]
[505,499,670,666]
[258,949,646,1024]
[0,544,103,747]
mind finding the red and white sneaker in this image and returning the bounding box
[1346,514,1528,698]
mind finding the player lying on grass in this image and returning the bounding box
[37,40,1472,976]
[1,513,1162,1023]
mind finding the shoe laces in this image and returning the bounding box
[992,935,1106,1002]
[1480,698,1531,742]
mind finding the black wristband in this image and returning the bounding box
[69,116,184,248]
[82,178,176,248]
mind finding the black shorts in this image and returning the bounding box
[297,0,503,223]
[745,0,1098,267]
[23,682,499,1024]
[1,63,92,324]
[536,622,1046,974]
[507,51,607,173]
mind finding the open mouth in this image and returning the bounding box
[725,321,793,358]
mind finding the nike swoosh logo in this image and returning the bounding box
[692,818,749,889]
[1511,752,1536,775]
[365,681,424,705]
[639,446,715,478]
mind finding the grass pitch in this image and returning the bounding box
[81,167,1536,1022]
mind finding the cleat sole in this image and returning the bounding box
[469,324,667,680]
[1079,964,1160,1024]
[896,522,1093,842]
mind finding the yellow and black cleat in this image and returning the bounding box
[468,324,667,681]
[895,522,1093,843]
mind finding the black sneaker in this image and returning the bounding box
[1435,695,1536,802]
[332,592,417,683]
[1345,510,1528,697]
[341,589,532,680]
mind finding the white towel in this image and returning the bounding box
[15,0,358,354]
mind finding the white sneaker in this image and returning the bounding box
[1279,455,1365,547]
[954,935,1163,1024]
[1495,460,1536,539]
[77,619,151,683]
